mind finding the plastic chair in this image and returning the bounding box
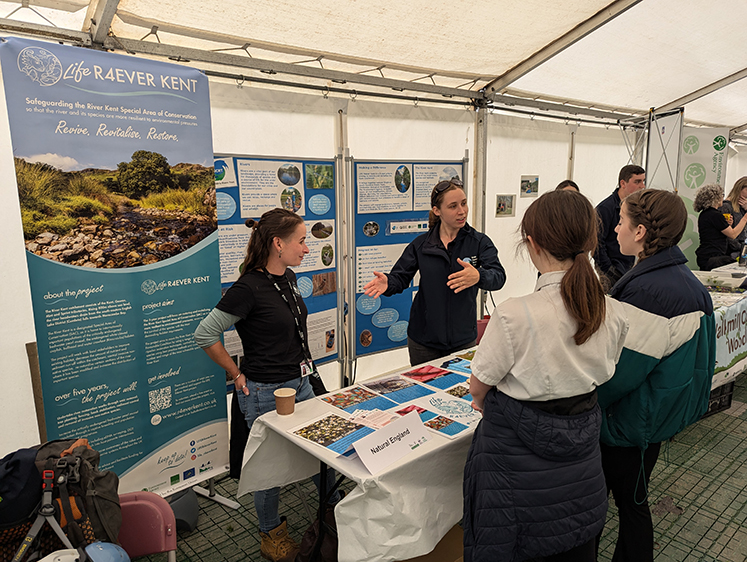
[118,491,177,562]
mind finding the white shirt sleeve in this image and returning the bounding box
[470,312,515,387]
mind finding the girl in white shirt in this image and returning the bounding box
[463,190,629,562]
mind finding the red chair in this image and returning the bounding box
[118,491,177,562]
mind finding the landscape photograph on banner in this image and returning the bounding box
[19,153,217,269]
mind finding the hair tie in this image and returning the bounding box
[573,250,584,258]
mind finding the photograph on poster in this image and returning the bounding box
[305,163,334,190]
[495,194,516,217]
[520,175,539,198]
[360,329,373,347]
[363,221,380,237]
[311,221,333,239]
[312,271,336,296]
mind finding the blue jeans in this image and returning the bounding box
[236,376,340,532]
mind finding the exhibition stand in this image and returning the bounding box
[238,353,478,562]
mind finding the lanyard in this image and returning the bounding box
[262,268,316,373]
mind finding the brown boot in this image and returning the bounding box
[260,517,300,562]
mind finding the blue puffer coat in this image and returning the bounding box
[462,390,608,562]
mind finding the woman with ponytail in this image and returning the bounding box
[194,208,340,562]
[598,189,714,562]
[463,190,629,562]
[363,178,506,365]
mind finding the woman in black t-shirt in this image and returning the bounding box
[694,184,747,271]
[195,208,338,562]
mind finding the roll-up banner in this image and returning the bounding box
[213,155,339,363]
[0,37,228,495]
[678,127,730,268]
[353,160,464,357]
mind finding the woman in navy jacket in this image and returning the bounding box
[363,179,505,365]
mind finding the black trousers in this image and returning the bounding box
[407,337,476,366]
[599,442,662,562]
[523,537,597,562]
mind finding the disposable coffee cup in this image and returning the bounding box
[274,388,296,415]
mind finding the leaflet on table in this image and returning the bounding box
[291,412,376,456]
[320,386,399,413]
[456,349,476,361]
[401,365,468,391]
[362,375,435,404]
[440,357,473,375]
[444,382,472,403]
[411,392,482,426]
[353,411,431,475]
[394,404,470,439]
[348,408,400,429]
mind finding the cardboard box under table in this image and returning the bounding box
[237,385,474,562]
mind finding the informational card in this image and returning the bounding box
[237,159,307,217]
[293,220,335,273]
[349,408,400,429]
[412,393,482,426]
[441,357,473,375]
[320,386,398,413]
[355,244,410,293]
[292,413,375,456]
[353,411,430,474]
[356,163,413,214]
[363,375,435,404]
[395,404,469,439]
[306,308,337,361]
[401,365,468,391]
[217,224,252,284]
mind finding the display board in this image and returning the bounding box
[214,155,339,363]
[353,160,464,357]
[0,37,227,495]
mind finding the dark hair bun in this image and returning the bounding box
[245,218,258,228]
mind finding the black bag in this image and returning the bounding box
[34,439,121,545]
[295,505,337,562]
[309,372,328,397]
[0,449,41,528]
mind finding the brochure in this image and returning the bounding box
[401,365,468,391]
[363,375,435,404]
[440,357,472,375]
[292,412,376,455]
[412,392,482,426]
[456,350,476,361]
[320,385,398,413]
[395,404,469,439]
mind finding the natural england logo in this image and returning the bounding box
[683,136,700,155]
[713,135,728,152]
[17,46,62,87]
[684,163,707,189]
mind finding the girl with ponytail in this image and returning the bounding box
[194,208,340,561]
[463,190,630,562]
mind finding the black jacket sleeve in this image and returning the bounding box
[476,234,506,291]
[383,240,420,297]
[594,203,615,274]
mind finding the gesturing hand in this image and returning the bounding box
[447,258,480,293]
[363,271,388,298]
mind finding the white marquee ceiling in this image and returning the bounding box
[1,0,746,135]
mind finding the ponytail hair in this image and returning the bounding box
[622,189,687,261]
[240,208,304,275]
[521,190,605,345]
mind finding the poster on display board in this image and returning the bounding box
[353,160,464,357]
[213,155,339,363]
[677,126,730,268]
[0,37,228,495]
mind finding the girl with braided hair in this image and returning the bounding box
[598,189,714,561]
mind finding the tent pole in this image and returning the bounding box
[473,101,488,320]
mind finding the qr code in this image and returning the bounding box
[149,387,172,413]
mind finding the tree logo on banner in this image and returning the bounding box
[17,46,62,87]
[713,136,728,152]
[683,163,707,189]
[683,136,700,155]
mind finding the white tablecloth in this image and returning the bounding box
[237,387,473,562]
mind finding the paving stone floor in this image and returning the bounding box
[140,377,747,562]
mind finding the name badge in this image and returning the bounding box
[300,361,314,377]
